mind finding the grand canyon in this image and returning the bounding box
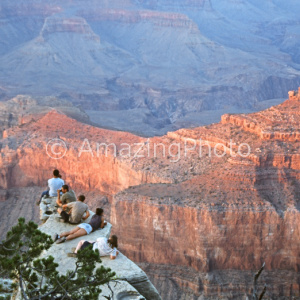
[1,0,300,299]
[0,0,300,135]
[0,89,299,299]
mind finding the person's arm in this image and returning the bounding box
[82,210,90,220]
[110,249,118,260]
[110,248,118,260]
[56,198,62,207]
[62,204,69,211]
[100,218,107,229]
[57,189,61,205]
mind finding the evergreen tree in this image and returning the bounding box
[0,218,115,299]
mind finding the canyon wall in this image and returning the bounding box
[0,110,170,194]
[111,195,299,299]
[1,0,300,136]
[0,96,300,298]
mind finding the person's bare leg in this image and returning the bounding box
[66,229,87,241]
[57,208,62,214]
[75,240,86,253]
[60,227,80,238]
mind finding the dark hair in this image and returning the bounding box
[53,169,60,177]
[96,208,103,216]
[62,185,69,191]
[108,235,118,249]
[78,195,85,202]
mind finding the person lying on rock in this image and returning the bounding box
[56,194,90,225]
[67,235,119,260]
[53,208,107,244]
[56,184,76,207]
[36,169,64,205]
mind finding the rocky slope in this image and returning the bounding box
[36,197,161,300]
[0,89,299,299]
[9,196,160,300]
[0,95,90,136]
[0,0,300,134]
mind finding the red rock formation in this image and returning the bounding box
[0,110,170,193]
[0,95,90,137]
[111,192,299,298]
[221,96,300,142]
[0,95,300,299]
[288,87,300,101]
[109,98,300,298]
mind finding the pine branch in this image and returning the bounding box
[252,262,267,300]
[258,285,267,300]
[19,273,29,300]
[1,218,115,300]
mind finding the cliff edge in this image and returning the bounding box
[1,88,299,299]
[13,196,161,300]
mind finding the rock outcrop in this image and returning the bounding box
[40,17,100,42]
[0,92,300,299]
[0,95,90,136]
[288,87,300,101]
[81,9,199,31]
[13,196,161,300]
[221,96,300,142]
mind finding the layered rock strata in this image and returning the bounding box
[40,17,100,41]
[0,92,300,299]
[81,9,199,31]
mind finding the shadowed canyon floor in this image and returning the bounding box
[0,91,300,299]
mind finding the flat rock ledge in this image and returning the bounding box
[13,197,161,300]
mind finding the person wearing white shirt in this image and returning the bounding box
[48,171,64,196]
[68,235,119,260]
[37,169,64,205]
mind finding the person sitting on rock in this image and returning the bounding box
[56,194,90,225]
[67,235,119,260]
[53,208,107,244]
[56,184,76,207]
[37,169,64,205]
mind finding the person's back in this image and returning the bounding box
[48,177,64,197]
[60,189,76,204]
[67,200,89,224]
[93,237,117,257]
[68,234,118,259]
[88,214,102,231]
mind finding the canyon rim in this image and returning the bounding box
[0,90,299,299]
[1,0,300,299]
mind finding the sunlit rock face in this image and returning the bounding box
[0,90,299,299]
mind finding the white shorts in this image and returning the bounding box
[78,223,93,235]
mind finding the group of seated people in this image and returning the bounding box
[39,169,119,260]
